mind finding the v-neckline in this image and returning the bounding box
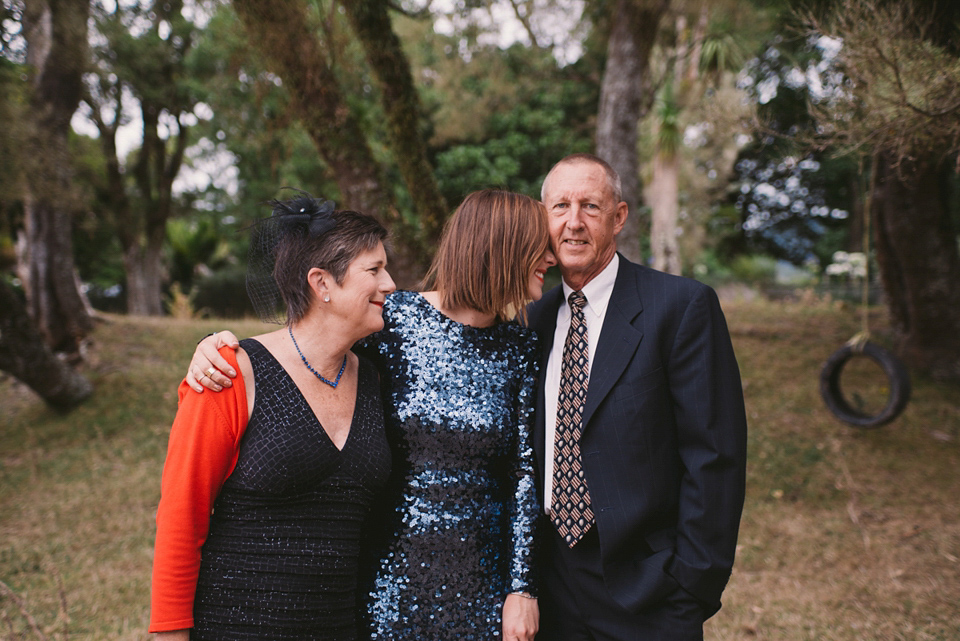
[246,338,359,453]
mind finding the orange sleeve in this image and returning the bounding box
[149,347,248,633]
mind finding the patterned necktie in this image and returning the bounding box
[551,290,595,547]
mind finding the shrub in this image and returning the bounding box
[191,266,256,318]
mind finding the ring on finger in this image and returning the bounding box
[205,367,217,379]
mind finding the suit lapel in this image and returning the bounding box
[582,258,644,431]
[531,287,563,373]
[530,286,564,470]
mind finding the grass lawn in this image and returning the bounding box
[1,299,958,640]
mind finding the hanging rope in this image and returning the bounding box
[847,157,873,352]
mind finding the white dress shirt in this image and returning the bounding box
[543,254,620,514]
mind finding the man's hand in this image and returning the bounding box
[502,593,538,641]
[185,331,241,393]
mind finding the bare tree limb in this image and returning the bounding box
[0,579,50,641]
[506,0,541,49]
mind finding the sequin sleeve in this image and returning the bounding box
[506,333,541,595]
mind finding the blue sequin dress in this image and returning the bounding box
[355,290,540,640]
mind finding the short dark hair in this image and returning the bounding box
[268,197,388,324]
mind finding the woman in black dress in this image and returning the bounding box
[150,197,396,640]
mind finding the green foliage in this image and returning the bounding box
[0,50,26,257]
[166,217,230,290]
[69,133,127,291]
[691,247,782,286]
[191,264,256,318]
[92,0,197,114]
[60,1,607,296]
[0,56,24,202]
[728,30,861,264]
[432,87,595,203]
[390,13,597,206]
[689,246,735,282]
[181,4,339,217]
[699,27,746,79]
[728,253,778,283]
[630,1,783,270]
[7,0,854,319]
[808,0,960,163]
[654,81,682,159]
[811,224,851,270]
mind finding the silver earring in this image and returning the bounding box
[323,295,330,302]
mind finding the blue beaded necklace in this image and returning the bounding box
[288,326,346,388]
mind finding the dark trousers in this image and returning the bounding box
[537,527,705,641]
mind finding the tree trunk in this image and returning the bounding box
[340,0,449,247]
[18,0,93,353]
[123,243,165,316]
[872,152,960,382]
[648,151,681,274]
[0,280,92,411]
[120,103,187,316]
[231,0,423,287]
[595,0,670,265]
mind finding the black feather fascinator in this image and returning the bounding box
[246,191,337,324]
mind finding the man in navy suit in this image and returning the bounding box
[531,153,747,641]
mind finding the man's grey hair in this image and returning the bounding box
[541,153,623,204]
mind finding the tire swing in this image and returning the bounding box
[819,338,911,428]
[818,167,910,428]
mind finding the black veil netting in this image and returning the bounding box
[245,193,336,324]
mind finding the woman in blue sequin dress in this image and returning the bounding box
[356,190,555,640]
[355,290,540,640]
[186,190,556,641]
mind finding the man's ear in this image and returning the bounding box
[307,267,333,303]
[613,201,628,236]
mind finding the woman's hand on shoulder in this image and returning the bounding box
[502,592,538,641]
[185,331,241,393]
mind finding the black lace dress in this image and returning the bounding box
[191,339,391,641]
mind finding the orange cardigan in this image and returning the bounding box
[149,347,248,633]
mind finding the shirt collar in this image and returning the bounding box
[562,253,619,319]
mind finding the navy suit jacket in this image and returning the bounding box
[528,255,747,615]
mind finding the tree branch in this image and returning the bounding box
[385,0,431,20]
[506,0,541,49]
[0,578,51,640]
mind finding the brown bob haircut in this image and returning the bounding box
[270,204,388,325]
[424,189,549,323]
